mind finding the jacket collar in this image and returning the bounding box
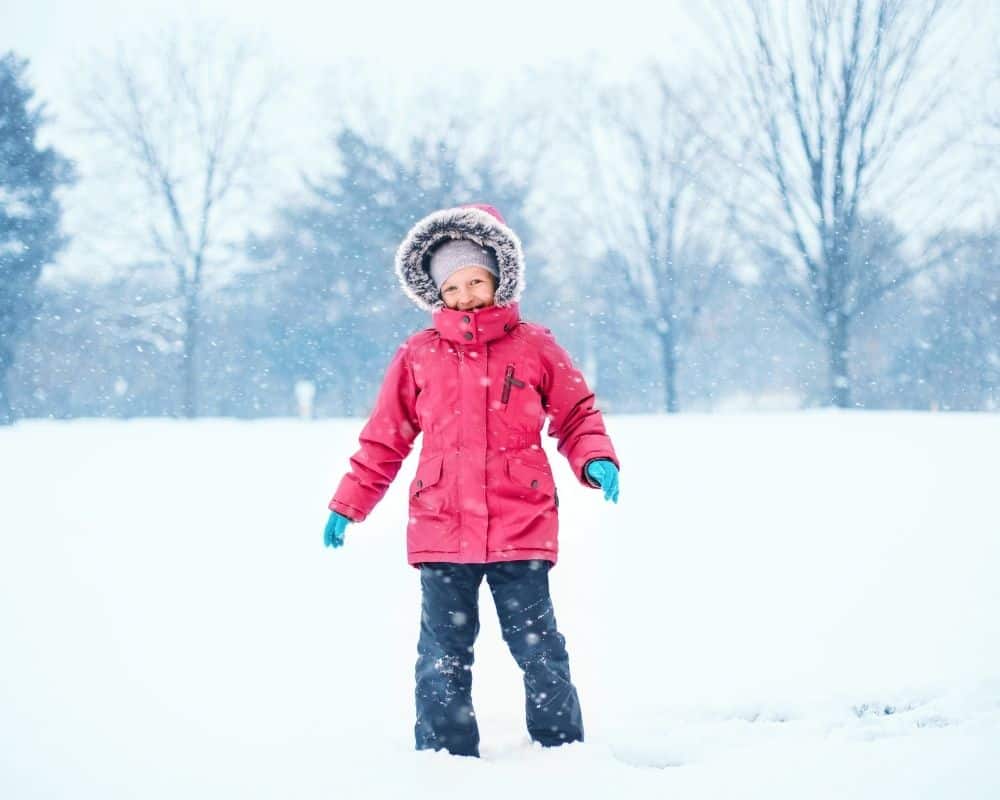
[432,302,521,345]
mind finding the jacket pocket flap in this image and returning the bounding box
[411,453,444,496]
[506,457,555,496]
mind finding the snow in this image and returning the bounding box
[1,412,998,798]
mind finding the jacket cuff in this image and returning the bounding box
[328,498,365,523]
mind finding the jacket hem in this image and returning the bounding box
[407,547,558,569]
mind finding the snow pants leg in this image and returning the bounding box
[414,560,583,757]
[414,563,483,757]
[486,559,584,747]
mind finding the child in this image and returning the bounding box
[324,203,621,758]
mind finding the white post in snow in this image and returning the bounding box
[295,380,316,420]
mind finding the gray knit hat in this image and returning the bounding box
[427,238,500,289]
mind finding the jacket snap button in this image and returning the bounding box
[463,331,473,340]
[416,479,423,488]
[503,324,510,332]
[530,479,539,488]
[462,315,470,323]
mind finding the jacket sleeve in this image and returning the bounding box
[536,328,620,489]
[328,342,421,522]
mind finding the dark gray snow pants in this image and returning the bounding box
[414,559,584,758]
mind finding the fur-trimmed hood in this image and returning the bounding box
[394,203,525,311]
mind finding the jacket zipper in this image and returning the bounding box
[457,347,464,534]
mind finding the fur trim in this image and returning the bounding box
[395,206,525,311]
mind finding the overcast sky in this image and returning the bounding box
[7,0,714,96]
[9,0,995,169]
[6,0,997,158]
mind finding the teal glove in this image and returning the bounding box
[585,459,620,503]
[324,511,352,548]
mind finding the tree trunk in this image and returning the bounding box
[0,372,12,425]
[658,330,679,414]
[181,290,200,418]
[825,311,851,408]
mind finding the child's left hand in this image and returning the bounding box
[324,511,352,548]
[585,459,620,504]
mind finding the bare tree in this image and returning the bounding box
[979,52,1000,222]
[78,24,275,417]
[567,61,736,413]
[715,0,967,407]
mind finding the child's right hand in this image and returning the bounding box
[324,511,352,548]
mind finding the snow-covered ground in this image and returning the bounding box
[2,412,998,798]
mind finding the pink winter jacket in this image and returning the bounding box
[328,301,619,567]
[328,204,619,567]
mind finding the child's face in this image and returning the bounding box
[440,266,497,311]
